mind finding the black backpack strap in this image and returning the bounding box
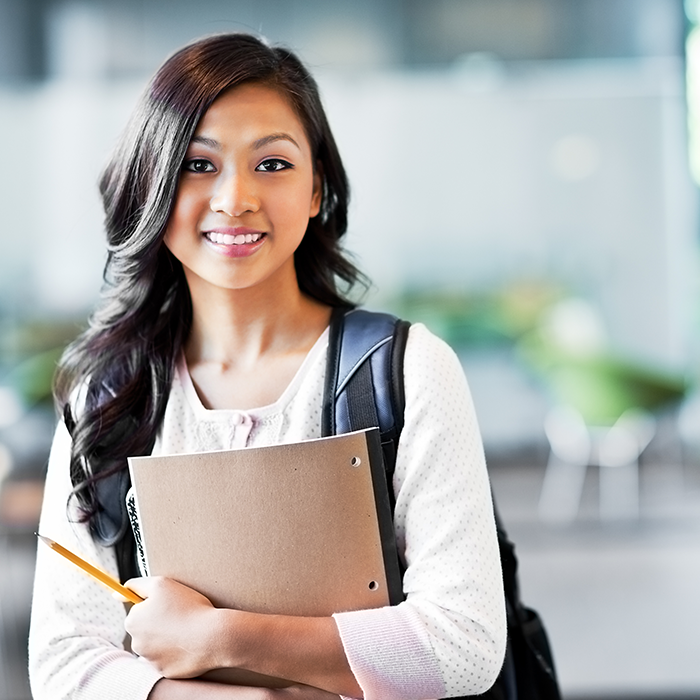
[322,307,410,513]
[322,307,410,492]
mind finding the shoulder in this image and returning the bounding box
[403,322,469,393]
[399,321,481,444]
[404,322,459,360]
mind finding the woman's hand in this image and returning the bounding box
[126,577,361,697]
[271,685,343,700]
[147,678,343,700]
[125,576,224,678]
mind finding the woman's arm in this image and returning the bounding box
[28,421,164,700]
[29,422,342,700]
[125,576,361,698]
[331,324,508,699]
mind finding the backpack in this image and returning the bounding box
[321,307,562,700]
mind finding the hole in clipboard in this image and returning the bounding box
[350,456,361,468]
[368,580,379,591]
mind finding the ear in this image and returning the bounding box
[309,161,323,218]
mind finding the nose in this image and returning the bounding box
[210,170,259,217]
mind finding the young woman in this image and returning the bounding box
[28,33,506,700]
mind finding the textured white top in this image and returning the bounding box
[28,322,506,700]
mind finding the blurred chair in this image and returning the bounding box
[539,405,655,523]
[518,299,688,524]
[532,354,684,524]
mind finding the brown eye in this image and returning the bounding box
[256,158,293,172]
[184,158,214,173]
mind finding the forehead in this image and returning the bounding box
[195,83,309,147]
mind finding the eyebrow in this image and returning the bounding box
[189,132,301,151]
[253,132,301,150]
[190,135,220,149]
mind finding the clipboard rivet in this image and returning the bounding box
[368,580,379,591]
[350,456,361,468]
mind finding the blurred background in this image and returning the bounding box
[1,0,699,698]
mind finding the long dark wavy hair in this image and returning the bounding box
[54,33,364,548]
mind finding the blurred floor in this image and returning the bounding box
[0,529,35,700]
[489,448,700,700]
[1,450,699,699]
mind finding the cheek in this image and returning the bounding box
[161,209,194,261]
[163,192,198,242]
[162,227,175,254]
[161,214,179,250]
[168,195,191,226]
[274,182,318,229]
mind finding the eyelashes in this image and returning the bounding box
[256,158,294,172]
[183,158,215,173]
[182,157,294,173]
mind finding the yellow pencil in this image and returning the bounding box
[37,533,144,604]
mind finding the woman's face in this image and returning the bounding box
[163,82,322,299]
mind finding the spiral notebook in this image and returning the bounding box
[127,427,402,687]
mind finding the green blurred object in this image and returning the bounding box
[519,333,688,426]
[388,282,564,348]
[8,347,64,406]
[0,317,82,408]
[389,287,688,426]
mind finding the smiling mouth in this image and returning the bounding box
[205,231,265,245]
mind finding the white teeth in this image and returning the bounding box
[207,232,262,245]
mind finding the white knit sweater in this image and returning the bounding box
[28,322,506,700]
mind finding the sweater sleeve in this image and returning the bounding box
[333,323,507,700]
[28,420,163,700]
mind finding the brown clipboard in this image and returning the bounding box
[127,427,402,687]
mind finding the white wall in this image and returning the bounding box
[320,57,699,370]
[0,56,697,369]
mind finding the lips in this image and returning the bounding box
[202,227,267,259]
[204,230,265,245]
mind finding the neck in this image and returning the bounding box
[184,273,331,368]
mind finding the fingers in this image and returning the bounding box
[271,685,343,700]
[111,590,134,604]
[122,576,221,679]
[123,575,159,598]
